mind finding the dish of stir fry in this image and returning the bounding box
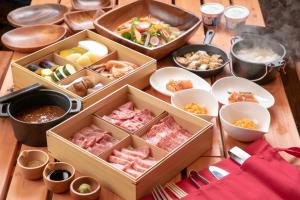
[228,91,258,103]
[115,16,181,48]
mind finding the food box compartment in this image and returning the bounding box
[11,30,156,108]
[47,85,213,200]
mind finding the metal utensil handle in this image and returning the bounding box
[0,103,9,117]
[203,30,215,45]
[69,99,81,114]
[230,36,243,45]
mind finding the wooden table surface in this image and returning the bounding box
[0,0,299,200]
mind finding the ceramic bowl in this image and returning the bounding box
[171,89,218,121]
[211,76,275,108]
[94,0,201,59]
[17,150,49,180]
[220,102,270,142]
[150,67,211,97]
[70,176,101,200]
[43,162,75,193]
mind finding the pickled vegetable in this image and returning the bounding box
[78,183,92,194]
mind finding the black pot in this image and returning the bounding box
[172,30,230,77]
[230,35,286,84]
[0,89,81,147]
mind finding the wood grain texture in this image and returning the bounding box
[0,51,13,88]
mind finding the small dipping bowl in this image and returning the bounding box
[43,162,75,193]
[200,3,224,27]
[17,150,49,180]
[224,5,250,30]
[70,176,101,200]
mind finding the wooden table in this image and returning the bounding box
[0,0,299,200]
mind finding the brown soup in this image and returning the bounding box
[15,105,65,123]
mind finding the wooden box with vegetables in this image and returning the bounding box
[11,30,156,108]
[47,85,213,200]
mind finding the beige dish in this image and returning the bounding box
[43,162,75,193]
[70,176,101,200]
[17,150,49,180]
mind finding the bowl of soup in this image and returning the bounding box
[0,89,81,147]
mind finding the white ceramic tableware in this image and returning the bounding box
[220,102,270,142]
[211,76,274,108]
[150,67,211,97]
[171,89,218,121]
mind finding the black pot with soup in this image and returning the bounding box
[0,89,81,147]
[230,35,286,83]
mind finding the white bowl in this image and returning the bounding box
[212,76,275,108]
[220,102,270,142]
[150,67,211,97]
[171,89,218,121]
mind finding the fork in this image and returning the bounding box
[166,182,188,199]
[152,184,172,200]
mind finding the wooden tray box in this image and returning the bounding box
[47,85,213,200]
[11,30,156,108]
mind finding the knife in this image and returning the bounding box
[208,166,230,180]
[228,146,251,165]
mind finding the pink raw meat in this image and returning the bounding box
[125,168,143,178]
[108,155,133,166]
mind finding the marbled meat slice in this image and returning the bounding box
[135,158,157,168]
[108,155,133,166]
[132,162,148,173]
[125,168,143,178]
[113,149,137,161]
[121,146,150,159]
[110,163,129,171]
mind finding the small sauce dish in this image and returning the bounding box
[17,149,49,180]
[43,162,75,193]
[70,176,101,200]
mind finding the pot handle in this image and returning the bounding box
[203,30,215,45]
[0,103,9,117]
[231,36,243,45]
[69,99,81,114]
[266,59,287,73]
[230,63,269,82]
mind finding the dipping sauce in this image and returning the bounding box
[15,105,65,123]
[47,170,71,181]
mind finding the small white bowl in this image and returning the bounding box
[212,76,275,108]
[171,89,218,121]
[150,67,211,97]
[220,102,270,142]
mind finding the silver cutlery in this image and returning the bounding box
[152,184,172,200]
[228,146,251,165]
[188,170,210,188]
[208,166,230,180]
[166,182,188,199]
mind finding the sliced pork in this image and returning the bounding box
[108,146,157,178]
[70,124,118,156]
[102,101,154,132]
[143,115,192,152]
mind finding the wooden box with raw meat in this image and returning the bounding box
[47,85,213,200]
[11,30,156,108]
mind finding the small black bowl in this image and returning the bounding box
[0,89,81,147]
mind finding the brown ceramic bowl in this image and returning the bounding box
[70,176,101,200]
[94,0,201,59]
[17,150,49,180]
[43,162,75,193]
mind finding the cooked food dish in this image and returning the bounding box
[90,60,138,80]
[228,91,258,103]
[27,59,76,82]
[108,146,157,178]
[115,16,181,48]
[60,76,104,97]
[70,124,118,156]
[15,105,65,123]
[233,118,257,130]
[142,115,192,152]
[102,101,154,132]
[166,79,193,92]
[59,40,108,66]
[176,50,223,70]
[184,103,208,115]
[235,47,280,63]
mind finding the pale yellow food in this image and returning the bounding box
[184,103,208,115]
[233,118,257,130]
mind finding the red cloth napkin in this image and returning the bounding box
[143,139,300,200]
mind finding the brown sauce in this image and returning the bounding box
[15,105,65,123]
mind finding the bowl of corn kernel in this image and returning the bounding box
[220,102,270,142]
[171,89,218,121]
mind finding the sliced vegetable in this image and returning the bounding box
[44,76,53,82]
[150,36,159,46]
[63,64,76,76]
[121,32,132,40]
[55,67,66,80]
[41,68,53,77]
[51,72,60,82]
[39,59,57,69]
